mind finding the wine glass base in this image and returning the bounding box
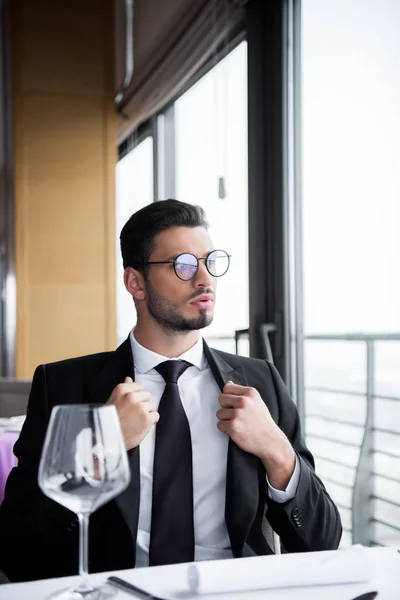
[48,583,116,600]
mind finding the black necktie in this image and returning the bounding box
[149,360,195,566]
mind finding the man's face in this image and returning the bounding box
[143,226,217,333]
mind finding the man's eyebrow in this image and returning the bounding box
[150,254,177,261]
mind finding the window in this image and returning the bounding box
[299,0,400,547]
[175,42,249,353]
[115,136,154,344]
[116,43,248,355]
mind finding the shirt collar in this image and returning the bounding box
[129,329,206,374]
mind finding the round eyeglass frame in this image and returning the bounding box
[145,249,231,281]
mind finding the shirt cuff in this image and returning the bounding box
[266,454,300,503]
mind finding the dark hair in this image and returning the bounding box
[120,199,209,272]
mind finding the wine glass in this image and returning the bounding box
[38,404,130,599]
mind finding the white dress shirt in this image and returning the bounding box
[130,331,300,567]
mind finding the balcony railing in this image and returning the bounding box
[304,333,400,548]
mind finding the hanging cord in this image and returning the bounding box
[221,0,229,199]
[212,0,229,199]
[115,0,135,106]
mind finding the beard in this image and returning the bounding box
[145,279,214,333]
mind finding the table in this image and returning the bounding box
[0,431,18,504]
[1,547,399,600]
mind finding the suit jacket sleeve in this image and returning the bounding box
[263,360,342,552]
[0,365,79,581]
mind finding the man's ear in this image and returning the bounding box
[124,267,146,301]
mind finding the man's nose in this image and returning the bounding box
[193,259,214,287]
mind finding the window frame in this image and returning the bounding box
[115,0,297,401]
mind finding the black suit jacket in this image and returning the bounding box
[0,339,341,582]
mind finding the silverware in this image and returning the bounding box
[350,592,378,600]
[107,576,167,599]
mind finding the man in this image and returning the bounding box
[0,199,341,582]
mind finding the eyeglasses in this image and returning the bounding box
[145,250,231,281]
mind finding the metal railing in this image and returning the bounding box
[304,333,400,547]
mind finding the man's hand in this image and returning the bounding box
[216,381,296,490]
[106,377,159,450]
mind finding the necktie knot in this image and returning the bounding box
[155,360,191,384]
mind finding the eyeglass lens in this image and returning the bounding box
[174,250,229,280]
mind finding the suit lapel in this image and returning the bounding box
[90,337,133,405]
[204,342,261,557]
[90,337,140,543]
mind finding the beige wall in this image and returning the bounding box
[12,0,116,378]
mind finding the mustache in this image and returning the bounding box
[187,288,215,301]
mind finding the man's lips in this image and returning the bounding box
[189,295,214,308]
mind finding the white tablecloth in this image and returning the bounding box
[1,547,399,600]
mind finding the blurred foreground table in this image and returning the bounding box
[0,431,18,504]
[1,547,399,600]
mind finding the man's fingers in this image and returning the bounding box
[113,391,151,410]
[218,394,243,408]
[151,411,160,424]
[127,390,151,404]
[223,381,250,396]
[216,419,230,435]
[119,381,144,393]
[113,380,144,397]
[142,409,160,428]
[216,407,235,421]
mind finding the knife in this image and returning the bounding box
[107,576,167,599]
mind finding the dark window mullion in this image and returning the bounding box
[247,0,289,381]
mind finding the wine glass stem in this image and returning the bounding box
[78,512,90,586]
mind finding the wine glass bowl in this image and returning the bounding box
[38,404,130,599]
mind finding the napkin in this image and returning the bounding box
[0,415,26,432]
[186,546,372,595]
